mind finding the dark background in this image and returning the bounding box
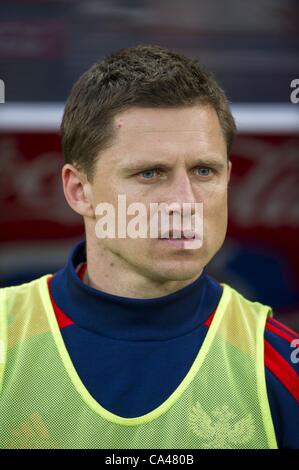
[0,0,298,330]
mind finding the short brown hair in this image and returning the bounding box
[61,44,236,181]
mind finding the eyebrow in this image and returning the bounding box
[119,157,227,174]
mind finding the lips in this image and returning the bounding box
[160,229,196,239]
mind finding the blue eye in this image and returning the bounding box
[194,167,212,176]
[139,169,158,179]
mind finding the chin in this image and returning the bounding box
[147,260,204,283]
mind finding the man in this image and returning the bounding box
[0,45,298,449]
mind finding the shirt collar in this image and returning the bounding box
[49,240,221,341]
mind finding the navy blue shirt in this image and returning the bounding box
[49,240,299,448]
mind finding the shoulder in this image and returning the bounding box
[221,283,273,319]
[0,275,52,319]
[0,275,51,294]
[220,284,299,399]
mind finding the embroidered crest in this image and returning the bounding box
[189,402,255,448]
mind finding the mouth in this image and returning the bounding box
[160,236,196,240]
[156,227,202,250]
[159,231,196,240]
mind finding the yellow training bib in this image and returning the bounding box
[0,275,277,449]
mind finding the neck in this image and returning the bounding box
[85,235,202,299]
[49,239,221,341]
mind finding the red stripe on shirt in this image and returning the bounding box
[77,263,87,281]
[47,276,74,329]
[264,339,299,403]
[268,317,299,340]
[203,309,216,327]
[265,319,297,344]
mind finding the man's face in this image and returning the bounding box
[86,105,231,282]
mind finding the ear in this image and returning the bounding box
[62,164,95,218]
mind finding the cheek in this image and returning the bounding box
[91,173,121,205]
[203,183,228,210]
[202,190,228,231]
[102,235,151,258]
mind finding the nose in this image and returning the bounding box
[166,170,197,216]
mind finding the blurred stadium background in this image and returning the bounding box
[0,0,298,330]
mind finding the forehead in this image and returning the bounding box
[98,105,227,170]
[116,104,223,135]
